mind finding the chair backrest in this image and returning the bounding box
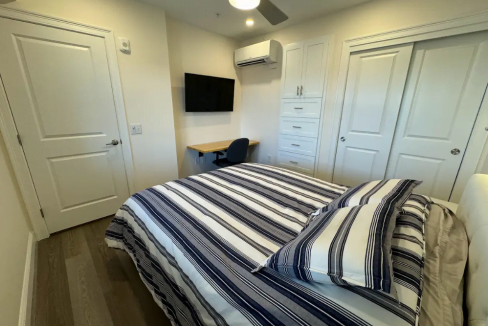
[227,138,250,163]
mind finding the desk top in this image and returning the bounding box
[187,139,260,154]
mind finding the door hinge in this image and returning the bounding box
[40,208,45,218]
[17,134,22,146]
[120,139,123,145]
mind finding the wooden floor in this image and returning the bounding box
[33,217,172,326]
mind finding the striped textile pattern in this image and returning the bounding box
[105,163,428,326]
[271,180,422,294]
[348,194,430,326]
[321,179,422,213]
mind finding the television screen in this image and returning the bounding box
[185,73,235,112]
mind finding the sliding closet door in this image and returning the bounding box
[386,32,488,200]
[333,44,413,187]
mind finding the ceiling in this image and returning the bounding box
[139,0,371,40]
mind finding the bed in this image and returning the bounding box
[105,163,484,326]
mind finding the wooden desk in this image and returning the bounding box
[188,139,260,157]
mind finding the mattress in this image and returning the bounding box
[105,163,437,326]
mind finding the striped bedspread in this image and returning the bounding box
[105,163,427,326]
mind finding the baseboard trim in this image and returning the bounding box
[18,231,36,326]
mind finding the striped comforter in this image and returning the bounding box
[105,163,426,326]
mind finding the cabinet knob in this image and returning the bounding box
[340,137,346,142]
[451,148,460,155]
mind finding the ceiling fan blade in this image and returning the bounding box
[257,0,289,25]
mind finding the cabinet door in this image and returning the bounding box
[301,37,329,98]
[281,42,303,99]
[333,44,413,187]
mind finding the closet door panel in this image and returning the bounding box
[301,37,329,98]
[386,32,488,200]
[333,44,414,187]
[282,43,303,99]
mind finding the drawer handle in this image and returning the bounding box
[291,144,300,146]
[292,126,302,129]
[289,161,298,164]
[294,107,303,110]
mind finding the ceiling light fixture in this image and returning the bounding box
[229,0,260,10]
[246,19,254,26]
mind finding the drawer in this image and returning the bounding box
[279,117,320,138]
[277,151,315,175]
[278,134,318,156]
[281,99,322,119]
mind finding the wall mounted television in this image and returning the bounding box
[185,73,235,112]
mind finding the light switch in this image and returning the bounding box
[130,124,142,135]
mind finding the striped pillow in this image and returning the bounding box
[256,204,398,292]
[337,195,430,324]
[323,179,422,213]
[256,180,421,294]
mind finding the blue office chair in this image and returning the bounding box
[213,138,250,168]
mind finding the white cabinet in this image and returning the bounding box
[301,39,329,98]
[281,37,329,99]
[282,43,303,98]
[281,98,321,119]
[278,135,318,157]
[279,117,320,138]
[278,36,331,176]
[277,151,316,175]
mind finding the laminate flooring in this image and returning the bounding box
[33,217,171,326]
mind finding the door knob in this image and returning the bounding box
[451,148,460,155]
[340,137,346,142]
[106,139,119,146]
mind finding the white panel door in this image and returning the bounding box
[0,18,130,233]
[333,44,414,187]
[386,32,488,200]
[281,42,303,99]
[301,37,329,98]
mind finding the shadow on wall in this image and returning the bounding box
[240,43,283,166]
[172,86,238,178]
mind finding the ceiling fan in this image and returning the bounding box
[229,0,289,25]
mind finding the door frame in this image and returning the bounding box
[324,11,488,202]
[0,7,136,240]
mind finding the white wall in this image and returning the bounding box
[0,133,32,326]
[3,0,179,191]
[240,0,488,181]
[166,18,242,178]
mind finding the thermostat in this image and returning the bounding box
[118,37,131,54]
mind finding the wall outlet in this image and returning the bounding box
[130,124,142,135]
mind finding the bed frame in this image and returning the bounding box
[457,174,488,326]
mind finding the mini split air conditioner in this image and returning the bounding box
[235,40,280,68]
